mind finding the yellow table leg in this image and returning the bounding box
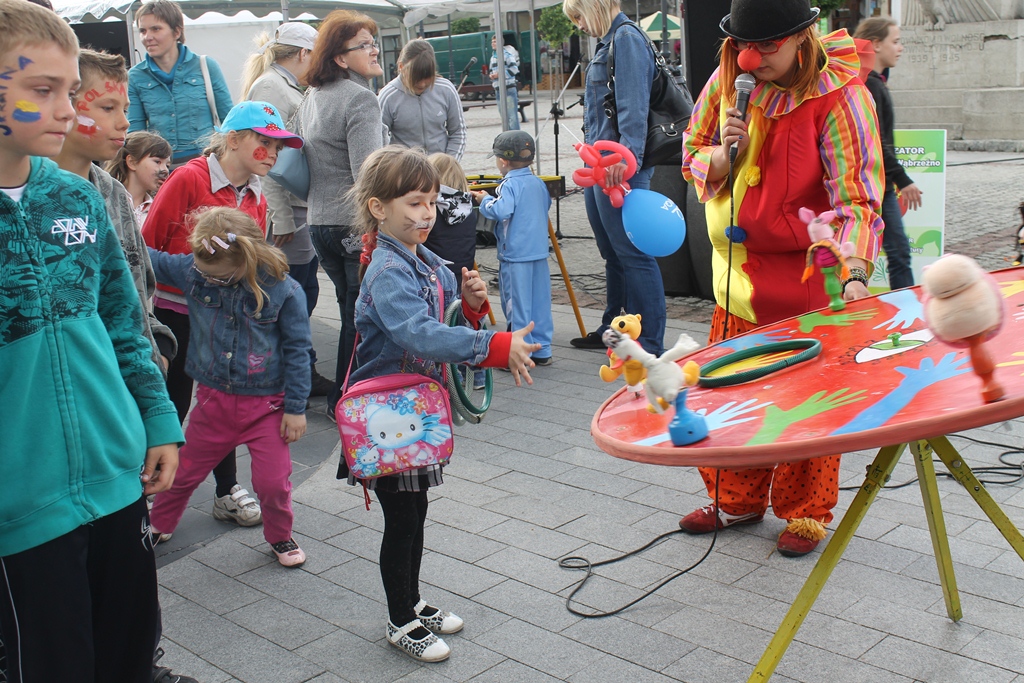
[548,219,588,338]
[749,444,906,683]
[910,440,962,621]
[929,436,1024,562]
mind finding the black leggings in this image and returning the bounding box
[154,306,237,495]
[375,489,429,626]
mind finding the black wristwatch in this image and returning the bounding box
[841,266,869,292]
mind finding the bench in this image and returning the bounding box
[461,99,533,123]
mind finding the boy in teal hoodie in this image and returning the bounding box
[0,2,184,681]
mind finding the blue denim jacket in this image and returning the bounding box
[128,46,234,160]
[584,13,656,168]
[349,234,495,385]
[148,249,311,414]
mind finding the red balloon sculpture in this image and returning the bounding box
[572,140,637,208]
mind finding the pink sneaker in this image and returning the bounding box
[271,538,306,567]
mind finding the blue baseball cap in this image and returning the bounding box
[217,101,303,148]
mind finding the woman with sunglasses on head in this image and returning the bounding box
[297,10,389,417]
[679,0,884,557]
[563,0,666,357]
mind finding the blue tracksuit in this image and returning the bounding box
[478,167,553,357]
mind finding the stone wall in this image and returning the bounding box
[888,1,1024,146]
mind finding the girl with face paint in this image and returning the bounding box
[140,101,303,533]
[107,130,173,227]
[680,0,885,558]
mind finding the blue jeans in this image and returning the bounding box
[497,86,520,130]
[310,225,361,407]
[881,187,914,290]
[288,255,320,366]
[583,166,666,355]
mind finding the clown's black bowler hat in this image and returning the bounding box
[720,0,820,42]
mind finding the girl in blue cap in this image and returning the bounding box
[142,100,303,539]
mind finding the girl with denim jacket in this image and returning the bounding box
[148,207,312,567]
[344,146,540,663]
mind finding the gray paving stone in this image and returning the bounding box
[444,457,511,484]
[879,522,1004,569]
[465,659,560,682]
[475,546,583,593]
[840,535,924,573]
[160,599,258,657]
[566,654,679,683]
[663,647,788,683]
[553,464,648,498]
[155,637,235,683]
[427,497,508,534]
[830,561,947,611]
[296,629,419,683]
[327,526,386,562]
[793,611,886,659]
[652,604,772,665]
[986,549,1024,580]
[160,556,265,616]
[225,596,338,651]
[292,502,359,541]
[487,450,579,480]
[554,489,659,527]
[188,535,277,577]
[860,634,1018,683]
[322,557,386,604]
[942,592,1024,639]
[487,415,576,439]
[839,597,983,653]
[555,513,658,553]
[421,521,506,564]
[561,616,696,670]
[481,494,585,529]
[304,674,354,683]
[774,639,914,683]
[479,518,588,560]
[421,551,508,598]
[901,554,1024,604]
[473,579,581,632]
[432,476,512,507]
[731,565,862,621]
[554,445,638,475]
[470,618,603,680]
[292,533,360,575]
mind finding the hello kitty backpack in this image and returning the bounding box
[335,280,455,485]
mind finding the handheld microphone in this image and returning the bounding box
[462,56,478,76]
[730,73,756,162]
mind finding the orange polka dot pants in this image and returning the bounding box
[696,307,840,524]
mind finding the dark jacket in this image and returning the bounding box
[864,70,913,191]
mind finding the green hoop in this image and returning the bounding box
[698,339,823,388]
[444,300,493,424]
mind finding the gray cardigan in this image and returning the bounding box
[378,76,466,161]
[298,72,387,227]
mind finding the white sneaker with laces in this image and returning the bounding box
[212,485,262,526]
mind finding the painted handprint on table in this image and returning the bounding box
[745,389,867,445]
[832,352,970,435]
[633,398,773,447]
[717,331,793,353]
[873,290,924,330]
[797,309,878,333]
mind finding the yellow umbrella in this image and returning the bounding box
[638,11,681,41]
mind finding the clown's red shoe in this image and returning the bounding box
[678,505,764,534]
[777,518,828,557]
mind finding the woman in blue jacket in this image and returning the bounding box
[128,0,233,165]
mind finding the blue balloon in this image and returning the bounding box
[621,189,686,257]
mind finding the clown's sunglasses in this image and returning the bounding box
[728,35,791,54]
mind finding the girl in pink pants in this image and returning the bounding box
[148,206,312,567]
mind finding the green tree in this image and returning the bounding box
[451,17,480,34]
[813,0,845,15]
[537,3,577,47]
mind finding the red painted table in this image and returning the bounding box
[591,268,1024,682]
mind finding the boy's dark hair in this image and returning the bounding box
[0,0,78,62]
[78,48,127,87]
[106,131,172,184]
[134,0,185,43]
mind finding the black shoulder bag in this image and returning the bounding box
[603,21,694,168]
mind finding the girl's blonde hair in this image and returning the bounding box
[563,0,618,39]
[188,207,289,313]
[106,131,172,185]
[240,32,305,98]
[202,128,258,158]
[398,39,437,92]
[853,16,897,43]
[349,146,440,236]
[717,25,826,103]
[427,152,468,192]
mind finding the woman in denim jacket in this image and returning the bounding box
[128,0,233,165]
[563,0,665,356]
[147,208,313,568]
[343,147,539,664]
